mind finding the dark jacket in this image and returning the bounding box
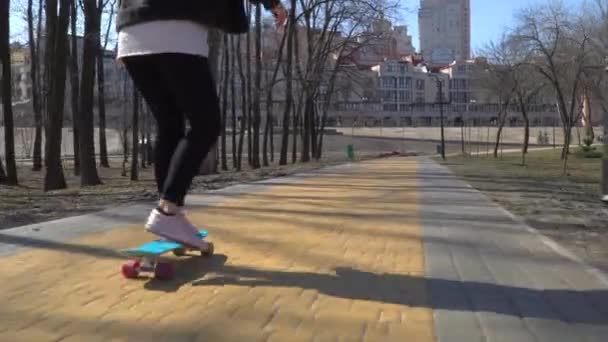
[116,0,280,34]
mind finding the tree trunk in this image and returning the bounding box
[236,37,247,171]
[199,29,221,175]
[263,113,271,167]
[121,73,129,177]
[68,0,80,175]
[79,0,102,186]
[300,97,311,162]
[279,0,296,165]
[493,117,505,158]
[131,86,139,181]
[97,30,109,168]
[246,6,253,167]
[292,101,300,164]
[146,107,153,166]
[0,156,5,183]
[43,0,70,191]
[140,105,146,168]
[97,0,113,168]
[220,33,229,171]
[230,36,238,169]
[28,0,43,171]
[0,0,18,185]
[251,4,262,169]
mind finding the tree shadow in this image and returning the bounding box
[192,265,608,325]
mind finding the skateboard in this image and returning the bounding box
[120,230,214,280]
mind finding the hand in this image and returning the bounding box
[271,4,288,28]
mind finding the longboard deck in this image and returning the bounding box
[121,230,208,257]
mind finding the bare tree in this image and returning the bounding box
[68,0,80,175]
[279,0,296,165]
[514,3,593,172]
[79,0,102,186]
[0,0,18,185]
[230,35,238,169]
[43,0,70,191]
[130,84,139,181]
[27,0,43,171]
[220,33,229,171]
[477,35,519,158]
[97,0,116,168]
[251,3,263,168]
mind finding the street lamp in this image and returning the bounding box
[429,73,446,160]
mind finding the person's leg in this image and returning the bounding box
[122,54,207,248]
[155,54,221,207]
[122,55,185,207]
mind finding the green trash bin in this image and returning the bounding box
[347,144,355,160]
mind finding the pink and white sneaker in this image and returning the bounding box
[177,209,200,236]
[145,209,210,251]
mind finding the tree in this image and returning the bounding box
[130,85,139,181]
[477,35,520,158]
[279,0,296,165]
[220,33,229,171]
[514,3,593,172]
[96,0,116,168]
[0,156,6,183]
[78,0,102,186]
[68,0,80,175]
[199,29,221,175]
[0,0,18,185]
[43,0,70,191]
[251,3,263,168]
[28,0,43,171]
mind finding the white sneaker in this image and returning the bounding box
[177,209,200,236]
[145,209,208,250]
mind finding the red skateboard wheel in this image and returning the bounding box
[122,260,140,279]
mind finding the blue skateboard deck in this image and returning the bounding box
[121,230,208,257]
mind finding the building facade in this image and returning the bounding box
[418,0,471,64]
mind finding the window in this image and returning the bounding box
[398,77,405,88]
[406,77,412,88]
[400,65,406,73]
[387,64,394,72]
[416,79,425,90]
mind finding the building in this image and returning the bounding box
[419,0,471,64]
[327,58,562,127]
[348,15,416,67]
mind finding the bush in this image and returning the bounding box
[581,145,596,152]
[574,147,603,159]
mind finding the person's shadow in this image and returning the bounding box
[189,264,608,325]
[143,253,229,292]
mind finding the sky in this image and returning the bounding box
[399,0,582,55]
[10,0,584,53]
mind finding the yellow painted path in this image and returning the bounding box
[0,158,433,341]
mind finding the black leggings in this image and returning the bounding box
[123,53,221,206]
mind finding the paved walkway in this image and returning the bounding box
[0,158,607,341]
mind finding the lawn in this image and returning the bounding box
[443,147,601,186]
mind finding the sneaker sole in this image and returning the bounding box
[145,228,207,251]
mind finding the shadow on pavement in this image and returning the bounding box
[144,254,229,292]
[191,265,608,325]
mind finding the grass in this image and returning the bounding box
[440,148,601,186]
